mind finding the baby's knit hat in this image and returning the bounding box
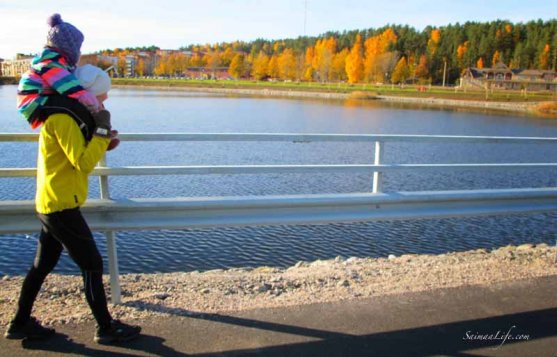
[46,13,84,66]
[74,65,111,95]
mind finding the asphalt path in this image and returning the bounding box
[2,275,556,356]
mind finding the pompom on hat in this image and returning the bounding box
[74,64,111,95]
[46,13,84,66]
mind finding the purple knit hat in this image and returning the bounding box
[46,14,84,66]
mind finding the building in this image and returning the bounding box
[0,57,32,77]
[461,62,557,91]
[185,67,232,80]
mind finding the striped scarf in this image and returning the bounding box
[17,48,95,128]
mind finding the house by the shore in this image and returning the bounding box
[0,55,33,78]
[461,63,557,91]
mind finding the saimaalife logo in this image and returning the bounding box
[463,325,531,349]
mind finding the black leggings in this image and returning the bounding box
[13,208,112,327]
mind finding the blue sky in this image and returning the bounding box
[1,0,556,59]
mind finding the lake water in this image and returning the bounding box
[1,85,556,275]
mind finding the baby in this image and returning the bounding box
[74,64,120,150]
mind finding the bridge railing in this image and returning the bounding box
[1,132,557,304]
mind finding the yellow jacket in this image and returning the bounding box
[36,113,110,214]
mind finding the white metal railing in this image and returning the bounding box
[1,132,557,304]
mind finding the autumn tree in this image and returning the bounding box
[415,55,430,82]
[117,56,127,76]
[228,53,245,79]
[364,28,398,83]
[221,46,235,67]
[476,57,485,69]
[204,49,221,78]
[391,57,410,84]
[252,51,269,80]
[491,50,501,66]
[427,29,441,57]
[456,41,470,70]
[331,48,349,81]
[303,47,315,81]
[539,43,551,69]
[312,37,337,81]
[135,58,146,76]
[278,48,297,80]
[190,52,206,67]
[345,34,364,84]
[267,55,280,79]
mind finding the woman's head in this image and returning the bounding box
[74,65,111,102]
[46,13,84,66]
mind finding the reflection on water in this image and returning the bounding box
[1,85,556,275]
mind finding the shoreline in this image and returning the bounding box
[1,243,555,326]
[112,84,547,117]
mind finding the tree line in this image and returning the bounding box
[98,19,557,85]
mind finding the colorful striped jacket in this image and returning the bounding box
[17,48,99,129]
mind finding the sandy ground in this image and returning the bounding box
[1,243,556,327]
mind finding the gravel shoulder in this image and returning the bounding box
[1,243,555,326]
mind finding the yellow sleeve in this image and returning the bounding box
[50,114,110,174]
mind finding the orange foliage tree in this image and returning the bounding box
[539,44,551,69]
[427,29,441,57]
[364,28,398,83]
[415,55,430,83]
[345,34,364,84]
[491,50,501,66]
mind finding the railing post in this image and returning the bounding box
[373,141,384,193]
[98,155,121,304]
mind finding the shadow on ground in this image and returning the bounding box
[95,300,556,357]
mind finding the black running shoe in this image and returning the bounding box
[4,317,55,340]
[94,319,141,344]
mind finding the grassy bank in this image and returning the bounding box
[113,77,557,103]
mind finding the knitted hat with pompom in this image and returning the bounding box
[46,13,84,66]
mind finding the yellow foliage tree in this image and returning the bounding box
[252,51,269,80]
[190,52,206,67]
[278,48,297,80]
[312,37,337,81]
[391,57,410,84]
[267,55,280,79]
[135,58,146,77]
[303,47,315,81]
[204,50,221,74]
[228,53,244,79]
[345,34,364,84]
[331,48,349,81]
[476,57,484,69]
[221,47,235,67]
